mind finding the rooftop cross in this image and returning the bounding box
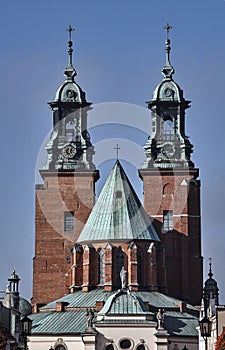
[64,25,77,80]
[66,25,74,42]
[209,257,213,278]
[114,144,121,160]
[164,23,172,40]
[162,23,174,80]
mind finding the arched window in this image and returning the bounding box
[163,183,172,195]
[136,345,145,350]
[98,249,105,285]
[163,210,173,232]
[116,248,125,288]
[66,120,75,142]
[55,346,66,350]
[163,117,174,141]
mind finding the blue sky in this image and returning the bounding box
[0,0,225,303]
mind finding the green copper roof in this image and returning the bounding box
[77,161,160,243]
[41,288,115,310]
[40,288,196,314]
[98,290,152,315]
[19,297,32,316]
[30,310,87,334]
[31,288,198,336]
[136,291,197,312]
[164,311,198,337]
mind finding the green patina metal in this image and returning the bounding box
[98,290,152,315]
[31,288,198,336]
[77,160,160,244]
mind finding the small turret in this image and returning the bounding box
[8,270,20,294]
[7,270,20,311]
[203,258,219,309]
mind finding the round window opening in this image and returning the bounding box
[106,345,114,350]
[120,339,131,349]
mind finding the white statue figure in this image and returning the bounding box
[156,308,164,329]
[120,266,127,289]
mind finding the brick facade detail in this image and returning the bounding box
[32,170,99,305]
[70,242,159,292]
[139,168,203,305]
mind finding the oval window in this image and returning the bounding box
[120,339,131,349]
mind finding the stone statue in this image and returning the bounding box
[86,308,94,329]
[156,308,164,329]
[120,266,127,289]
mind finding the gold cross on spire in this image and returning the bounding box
[114,144,121,160]
[66,25,74,41]
[164,23,172,40]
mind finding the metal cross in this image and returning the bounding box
[66,25,74,41]
[114,144,121,160]
[164,23,172,40]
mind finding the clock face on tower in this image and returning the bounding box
[161,142,175,158]
[63,144,76,159]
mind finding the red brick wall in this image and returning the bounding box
[32,170,98,305]
[70,241,160,292]
[139,168,203,305]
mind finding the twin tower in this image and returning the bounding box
[32,26,202,307]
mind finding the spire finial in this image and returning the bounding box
[64,25,77,81]
[208,257,213,278]
[114,144,121,160]
[162,23,175,80]
[66,25,74,42]
[164,23,172,40]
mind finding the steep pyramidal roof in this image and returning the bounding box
[77,160,160,243]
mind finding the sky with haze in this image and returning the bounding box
[0,0,225,303]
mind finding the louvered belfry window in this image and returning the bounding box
[64,211,74,231]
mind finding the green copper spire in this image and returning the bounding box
[77,160,160,244]
[64,25,77,82]
[162,23,175,80]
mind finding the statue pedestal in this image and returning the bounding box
[85,327,95,333]
[82,332,97,350]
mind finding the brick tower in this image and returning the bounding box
[139,25,203,305]
[32,26,99,305]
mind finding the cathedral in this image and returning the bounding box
[29,25,204,350]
